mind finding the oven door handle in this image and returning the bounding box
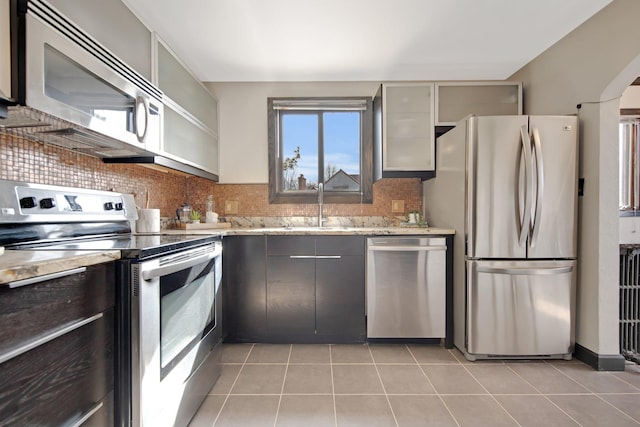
[141,250,218,281]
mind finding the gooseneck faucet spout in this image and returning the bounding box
[318,182,324,227]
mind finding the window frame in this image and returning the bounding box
[268,97,373,204]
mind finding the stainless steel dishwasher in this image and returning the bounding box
[366,237,447,338]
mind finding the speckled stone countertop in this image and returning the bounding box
[0,250,120,285]
[159,226,455,236]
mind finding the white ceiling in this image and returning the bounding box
[122,0,613,83]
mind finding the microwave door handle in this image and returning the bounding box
[135,96,149,143]
[519,125,533,247]
[530,127,544,247]
[141,250,218,281]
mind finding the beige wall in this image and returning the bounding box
[204,82,379,184]
[511,0,640,357]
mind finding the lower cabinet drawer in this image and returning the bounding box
[0,308,114,427]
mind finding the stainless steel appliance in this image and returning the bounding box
[3,0,162,157]
[367,237,447,338]
[0,179,223,427]
[423,115,578,360]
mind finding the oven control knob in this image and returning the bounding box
[104,202,114,211]
[19,197,37,209]
[39,198,56,209]
[115,202,124,211]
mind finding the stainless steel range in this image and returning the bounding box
[0,179,223,427]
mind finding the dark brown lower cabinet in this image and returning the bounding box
[0,263,115,427]
[225,235,366,343]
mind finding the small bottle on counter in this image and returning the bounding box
[205,195,218,223]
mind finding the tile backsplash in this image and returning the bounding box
[1,133,423,222]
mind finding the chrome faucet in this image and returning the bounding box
[318,182,326,227]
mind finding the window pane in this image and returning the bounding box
[282,114,318,191]
[323,112,360,192]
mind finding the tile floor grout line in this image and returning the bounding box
[408,344,462,427]
[367,343,401,427]
[592,392,640,424]
[210,343,254,427]
[505,363,584,426]
[272,344,292,427]
[459,360,524,427]
[329,344,338,427]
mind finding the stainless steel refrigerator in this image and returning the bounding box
[423,115,578,360]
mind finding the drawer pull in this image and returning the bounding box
[3,267,87,289]
[69,401,104,427]
[289,255,342,259]
[0,312,103,364]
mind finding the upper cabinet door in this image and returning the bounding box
[53,0,152,80]
[382,83,435,172]
[154,36,220,177]
[435,82,522,126]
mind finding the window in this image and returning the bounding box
[268,98,373,203]
[620,117,640,212]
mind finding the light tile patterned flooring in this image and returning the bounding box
[189,343,640,427]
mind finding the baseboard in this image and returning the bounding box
[574,343,626,371]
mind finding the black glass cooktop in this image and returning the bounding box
[9,233,218,260]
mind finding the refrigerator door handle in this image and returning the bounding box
[477,265,573,275]
[519,125,533,247]
[530,127,545,247]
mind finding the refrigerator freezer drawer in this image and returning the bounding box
[367,237,446,338]
[466,259,576,358]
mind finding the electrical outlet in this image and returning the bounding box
[225,200,239,214]
[391,199,405,213]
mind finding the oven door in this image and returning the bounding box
[132,242,222,427]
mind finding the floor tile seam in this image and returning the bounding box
[272,344,293,427]
[606,373,640,392]
[211,344,254,426]
[367,343,400,427]
[328,345,338,427]
[407,346,440,396]
[591,392,640,395]
[591,393,640,424]
[505,363,552,396]
[546,361,600,393]
[523,393,585,427]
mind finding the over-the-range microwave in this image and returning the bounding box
[2,0,162,158]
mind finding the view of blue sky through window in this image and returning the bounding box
[282,112,360,191]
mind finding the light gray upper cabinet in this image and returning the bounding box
[52,0,152,80]
[382,83,435,172]
[154,36,219,177]
[435,82,522,126]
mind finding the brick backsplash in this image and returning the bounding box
[1,133,423,220]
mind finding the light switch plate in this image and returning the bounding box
[225,200,239,214]
[391,199,404,213]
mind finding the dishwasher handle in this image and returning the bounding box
[368,245,446,252]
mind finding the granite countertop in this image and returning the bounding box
[0,250,121,285]
[159,226,455,236]
[0,226,453,285]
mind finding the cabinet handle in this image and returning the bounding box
[3,267,87,289]
[69,401,104,427]
[368,245,446,252]
[288,255,342,259]
[0,312,103,364]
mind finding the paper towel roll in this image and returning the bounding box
[136,209,160,233]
